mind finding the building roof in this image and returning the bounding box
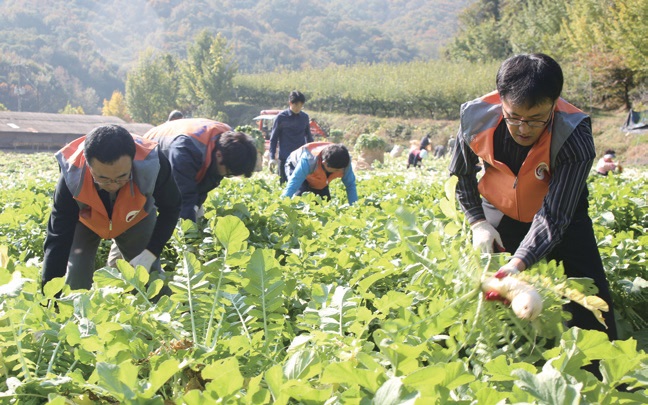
[0,111,154,149]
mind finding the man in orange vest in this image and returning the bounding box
[449,53,617,340]
[42,125,181,290]
[143,118,257,221]
[282,142,357,204]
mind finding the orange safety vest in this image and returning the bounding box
[289,142,344,189]
[144,118,231,182]
[56,135,160,239]
[461,91,587,222]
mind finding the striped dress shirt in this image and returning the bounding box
[449,119,595,267]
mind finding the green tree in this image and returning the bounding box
[443,0,511,62]
[560,0,644,109]
[506,0,569,57]
[102,90,131,121]
[180,30,238,118]
[126,50,181,125]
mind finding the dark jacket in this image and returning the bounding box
[269,109,314,161]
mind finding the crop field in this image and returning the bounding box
[0,150,646,404]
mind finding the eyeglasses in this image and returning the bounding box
[91,171,132,186]
[502,107,554,128]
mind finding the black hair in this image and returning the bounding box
[216,131,258,177]
[168,110,184,121]
[604,149,616,156]
[321,144,350,169]
[496,53,563,109]
[84,124,135,164]
[289,90,306,104]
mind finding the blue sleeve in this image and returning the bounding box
[269,115,281,160]
[281,155,311,198]
[167,136,203,221]
[342,165,358,204]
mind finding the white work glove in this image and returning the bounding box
[494,262,521,279]
[268,158,278,173]
[129,249,156,273]
[470,220,504,253]
[194,205,205,220]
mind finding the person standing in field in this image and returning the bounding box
[269,90,314,184]
[449,53,617,340]
[143,118,257,222]
[282,142,357,204]
[41,125,181,289]
[419,133,431,151]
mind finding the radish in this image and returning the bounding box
[481,275,543,320]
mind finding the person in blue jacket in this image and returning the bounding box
[282,142,357,205]
[269,91,314,184]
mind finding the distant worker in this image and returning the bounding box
[419,133,431,151]
[282,142,357,204]
[447,136,456,151]
[269,91,314,184]
[407,141,427,168]
[595,149,623,176]
[42,125,181,289]
[143,118,257,221]
[168,110,184,121]
[433,144,447,158]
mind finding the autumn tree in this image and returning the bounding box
[102,90,131,121]
[180,30,238,118]
[126,49,181,125]
[59,103,84,114]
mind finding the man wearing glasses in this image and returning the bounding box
[42,125,181,290]
[449,53,617,340]
[143,118,258,222]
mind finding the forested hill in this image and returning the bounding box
[0,0,470,113]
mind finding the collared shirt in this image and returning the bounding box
[269,109,313,160]
[449,119,595,267]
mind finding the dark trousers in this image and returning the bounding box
[286,161,331,201]
[295,183,331,200]
[497,214,618,340]
[279,158,288,184]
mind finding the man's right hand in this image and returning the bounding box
[470,220,504,253]
[268,159,278,173]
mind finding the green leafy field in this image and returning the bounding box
[0,151,646,404]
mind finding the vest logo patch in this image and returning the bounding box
[535,162,549,180]
[125,210,140,222]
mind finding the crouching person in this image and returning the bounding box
[282,142,358,204]
[41,124,181,290]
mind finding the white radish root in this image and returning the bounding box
[481,276,543,320]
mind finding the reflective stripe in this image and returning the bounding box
[56,135,160,239]
[144,118,231,181]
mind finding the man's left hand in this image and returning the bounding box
[129,249,156,273]
[494,261,521,279]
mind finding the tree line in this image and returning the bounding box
[4,0,646,121]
